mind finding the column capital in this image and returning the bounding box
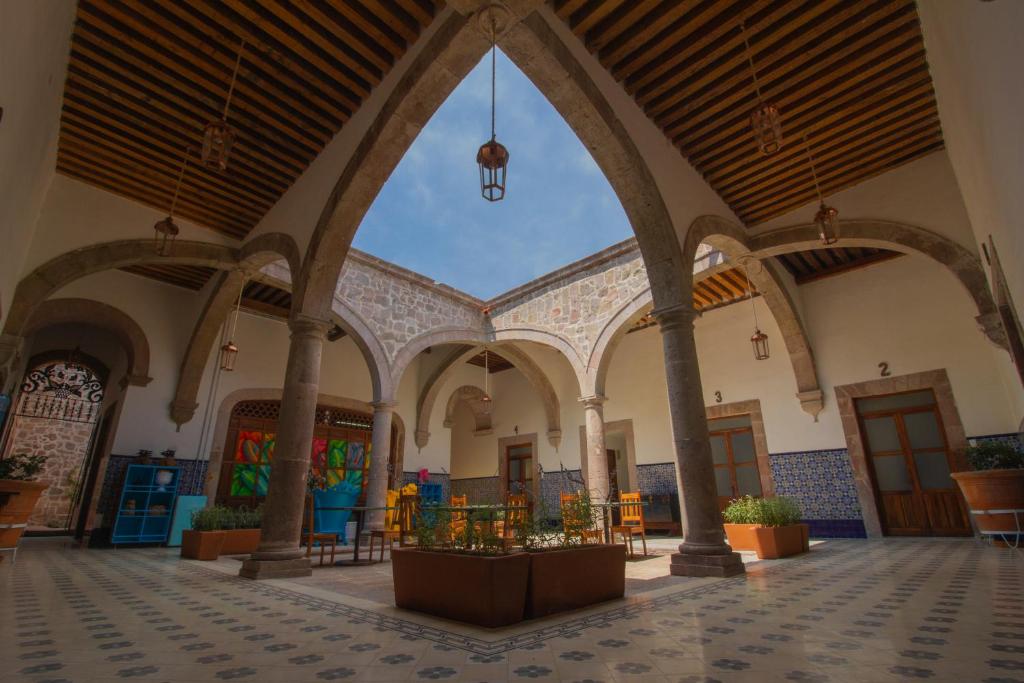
[288,314,331,339]
[651,303,696,330]
[578,394,607,408]
[371,400,399,413]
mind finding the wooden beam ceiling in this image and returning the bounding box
[58,0,440,246]
[466,350,516,373]
[120,263,217,290]
[552,0,943,225]
[775,246,901,284]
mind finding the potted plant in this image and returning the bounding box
[723,495,808,559]
[180,506,228,560]
[0,454,49,558]
[952,441,1024,539]
[221,506,262,554]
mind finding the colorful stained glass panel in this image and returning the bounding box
[235,431,262,463]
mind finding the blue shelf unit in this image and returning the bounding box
[111,464,181,545]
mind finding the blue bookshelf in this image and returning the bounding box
[111,464,180,545]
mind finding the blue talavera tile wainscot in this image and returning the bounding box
[768,448,863,522]
[401,471,450,501]
[969,432,1024,450]
[636,462,678,495]
[802,519,867,538]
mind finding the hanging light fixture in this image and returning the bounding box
[220,277,245,371]
[480,348,493,410]
[804,135,839,245]
[741,20,783,156]
[476,10,509,201]
[154,150,187,256]
[741,258,770,361]
[203,39,245,172]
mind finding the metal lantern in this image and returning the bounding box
[815,202,840,245]
[202,119,235,172]
[751,103,783,156]
[741,19,782,156]
[153,216,179,257]
[219,341,239,371]
[477,139,509,202]
[202,39,244,172]
[751,328,770,361]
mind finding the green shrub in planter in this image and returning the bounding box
[723,495,802,527]
[191,506,262,531]
[0,453,47,481]
[965,442,1024,471]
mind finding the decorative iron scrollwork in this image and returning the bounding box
[21,361,103,403]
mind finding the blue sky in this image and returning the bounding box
[352,49,632,300]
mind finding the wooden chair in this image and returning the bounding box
[368,489,401,563]
[503,493,529,548]
[560,491,603,545]
[610,491,648,558]
[302,494,337,566]
[397,493,421,547]
[449,494,468,542]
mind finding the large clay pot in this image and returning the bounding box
[392,548,530,627]
[0,480,49,552]
[221,528,262,554]
[525,544,626,618]
[752,524,808,560]
[952,469,1024,533]
[181,530,226,560]
[724,523,758,551]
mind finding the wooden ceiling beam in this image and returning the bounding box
[330,1,408,58]
[289,1,393,72]
[595,0,704,66]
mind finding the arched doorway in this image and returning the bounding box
[215,399,399,508]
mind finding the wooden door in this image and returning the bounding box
[506,443,533,497]
[857,391,970,536]
[709,419,762,511]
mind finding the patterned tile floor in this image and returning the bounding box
[1,537,1021,682]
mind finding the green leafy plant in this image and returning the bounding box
[0,453,47,481]
[965,441,1024,471]
[723,495,802,527]
[190,506,263,532]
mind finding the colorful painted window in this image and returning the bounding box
[230,430,274,497]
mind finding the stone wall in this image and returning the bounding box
[5,415,95,527]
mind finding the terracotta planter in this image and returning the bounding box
[526,544,626,619]
[221,528,261,554]
[952,469,1024,534]
[723,523,758,551]
[752,524,808,560]
[0,480,48,551]
[180,530,226,560]
[392,548,530,627]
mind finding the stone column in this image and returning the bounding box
[240,315,329,580]
[653,303,744,578]
[366,400,397,531]
[581,395,610,528]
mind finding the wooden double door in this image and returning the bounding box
[709,415,762,511]
[856,390,969,536]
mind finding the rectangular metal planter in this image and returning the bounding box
[525,544,626,619]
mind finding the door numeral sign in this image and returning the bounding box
[714,391,723,403]
[879,361,891,377]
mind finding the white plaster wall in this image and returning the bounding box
[0,0,76,320]
[752,151,979,255]
[605,255,1021,460]
[918,0,1024,325]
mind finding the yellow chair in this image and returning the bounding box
[610,491,647,558]
[450,494,468,541]
[368,489,401,562]
[560,491,603,545]
[398,493,421,547]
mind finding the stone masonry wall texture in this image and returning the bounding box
[489,249,649,365]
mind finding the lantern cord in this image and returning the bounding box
[490,12,496,141]
[228,275,245,340]
[222,39,246,121]
[740,20,763,102]
[169,151,189,217]
[804,134,824,203]
[484,347,490,397]
[743,261,760,330]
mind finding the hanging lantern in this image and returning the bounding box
[480,348,494,410]
[741,259,770,361]
[804,135,840,246]
[220,278,246,371]
[154,150,188,257]
[815,202,840,245]
[477,139,509,202]
[203,39,245,171]
[751,329,770,360]
[750,103,783,156]
[219,341,239,371]
[477,9,509,202]
[741,20,783,156]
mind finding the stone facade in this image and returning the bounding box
[5,415,95,527]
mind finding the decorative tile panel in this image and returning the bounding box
[768,449,863,521]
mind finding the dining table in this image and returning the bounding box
[315,505,396,566]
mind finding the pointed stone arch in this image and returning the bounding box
[295,3,688,335]
[413,342,562,451]
[444,385,493,434]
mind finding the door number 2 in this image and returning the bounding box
[879,362,891,377]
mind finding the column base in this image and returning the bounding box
[239,557,312,580]
[669,551,745,578]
